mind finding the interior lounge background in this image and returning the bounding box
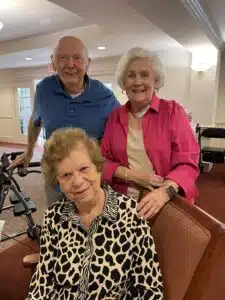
[0,0,224,149]
[1,1,225,300]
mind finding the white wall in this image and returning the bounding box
[188,65,219,126]
[0,70,17,143]
[215,50,225,124]
[210,50,225,148]
[158,48,191,107]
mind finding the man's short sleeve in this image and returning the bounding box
[32,84,42,127]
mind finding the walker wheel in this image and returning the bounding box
[27,225,42,241]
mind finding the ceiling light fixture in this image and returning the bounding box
[0,2,10,10]
[25,57,32,61]
[0,21,4,30]
[97,46,106,50]
[190,46,218,72]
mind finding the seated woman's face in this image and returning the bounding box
[124,57,156,106]
[56,145,100,205]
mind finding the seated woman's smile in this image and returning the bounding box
[58,148,101,199]
[57,146,106,227]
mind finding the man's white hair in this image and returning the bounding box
[115,47,165,91]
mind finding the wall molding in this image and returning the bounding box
[0,136,15,143]
[181,0,224,48]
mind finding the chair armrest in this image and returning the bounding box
[23,253,40,269]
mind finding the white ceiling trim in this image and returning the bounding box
[181,0,224,48]
[0,24,105,56]
[126,0,213,50]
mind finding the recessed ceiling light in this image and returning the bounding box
[0,2,9,9]
[0,22,4,30]
[25,57,32,61]
[97,46,106,50]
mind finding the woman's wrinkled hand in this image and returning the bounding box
[137,187,170,219]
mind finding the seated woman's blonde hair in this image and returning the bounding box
[41,127,104,185]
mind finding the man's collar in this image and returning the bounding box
[59,184,118,226]
[56,73,89,93]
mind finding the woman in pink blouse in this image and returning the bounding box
[101,47,199,220]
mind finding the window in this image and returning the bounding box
[17,88,32,135]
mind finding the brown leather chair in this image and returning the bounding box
[0,237,39,300]
[151,195,225,300]
[23,195,225,300]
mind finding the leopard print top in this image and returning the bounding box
[26,185,163,299]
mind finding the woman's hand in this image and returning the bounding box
[137,187,170,219]
[127,169,164,189]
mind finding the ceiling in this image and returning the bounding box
[0,0,223,69]
[203,0,225,39]
[0,0,85,41]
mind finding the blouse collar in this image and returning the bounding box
[59,184,118,226]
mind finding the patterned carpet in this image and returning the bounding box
[196,163,225,223]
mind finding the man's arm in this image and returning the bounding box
[27,83,43,153]
[26,113,42,154]
[9,115,42,169]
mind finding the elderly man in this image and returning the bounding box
[10,36,120,205]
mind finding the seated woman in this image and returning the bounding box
[101,47,199,220]
[26,128,163,299]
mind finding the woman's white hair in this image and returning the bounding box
[115,47,165,91]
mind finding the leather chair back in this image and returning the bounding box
[151,195,225,300]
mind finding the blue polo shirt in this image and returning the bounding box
[33,74,120,140]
